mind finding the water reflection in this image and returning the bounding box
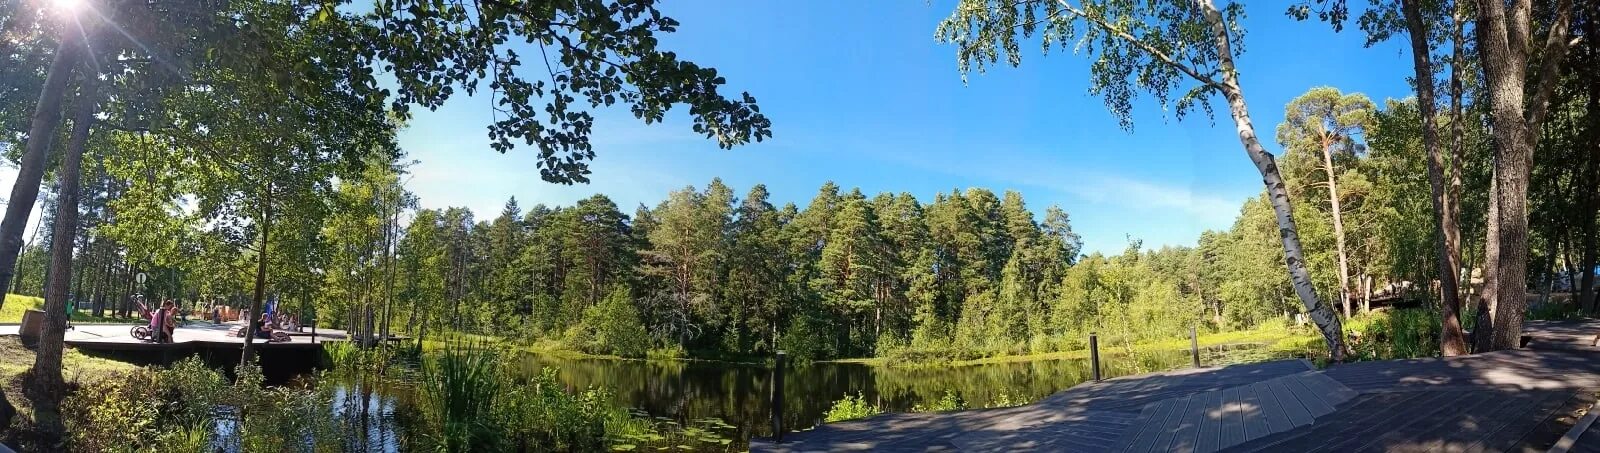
[519,347,1213,444]
[319,345,1274,450]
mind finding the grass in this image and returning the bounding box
[0,335,141,431]
[833,322,1321,368]
[0,293,144,324]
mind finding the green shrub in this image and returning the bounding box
[64,369,163,451]
[496,368,626,452]
[912,390,966,412]
[1346,308,1440,361]
[567,286,651,358]
[64,357,335,452]
[1526,301,1584,321]
[823,392,881,423]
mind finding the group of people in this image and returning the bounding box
[138,299,180,343]
[252,311,301,339]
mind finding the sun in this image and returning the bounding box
[50,0,84,15]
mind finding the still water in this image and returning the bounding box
[315,345,1268,451]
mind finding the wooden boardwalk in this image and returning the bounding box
[753,319,1600,453]
[0,322,372,351]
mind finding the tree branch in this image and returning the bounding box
[1523,0,1576,134]
[1051,0,1226,91]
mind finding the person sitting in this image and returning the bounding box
[255,313,273,340]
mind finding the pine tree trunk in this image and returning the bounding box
[29,73,97,445]
[1199,0,1346,361]
[0,31,82,313]
[1321,136,1353,318]
[1581,15,1600,314]
[1402,0,1468,356]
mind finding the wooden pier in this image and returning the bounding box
[1,321,353,351]
[752,319,1600,452]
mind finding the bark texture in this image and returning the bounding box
[1198,0,1346,361]
[1475,0,1576,351]
[29,74,98,447]
[240,187,272,366]
[1401,0,1468,356]
[1320,135,1353,318]
[0,31,82,313]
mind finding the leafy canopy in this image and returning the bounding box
[936,0,1249,129]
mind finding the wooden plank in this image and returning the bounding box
[1149,394,1195,453]
[1217,386,1244,448]
[1457,391,1555,453]
[1351,391,1495,452]
[1168,391,1211,453]
[1196,387,1226,453]
[1290,372,1343,415]
[1246,381,1287,436]
[1265,376,1314,428]
[1305,391,1459,452]
[1283,374,1334,417]
[1238,382,1271,442]
[1120,399,1178,453]
[1423,390,1546,453]
[1303,372,1357,405]
[1469,390,1574,453]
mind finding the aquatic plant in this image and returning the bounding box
[912,390,967,412]
[420,343,503,451]
[823,392,881,423]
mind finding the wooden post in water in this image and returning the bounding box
[1190,326,1201,368]
[1089,333,1102,381]
[772,351,786,442]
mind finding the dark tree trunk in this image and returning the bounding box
[28,74,98,446]
[240,188,272,366]
[1581,12,1600,313]
[1476,0,1576,351]
[0,31,82,314]
[1403,0,1468,356]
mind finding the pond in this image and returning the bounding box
[311,344,1279,451]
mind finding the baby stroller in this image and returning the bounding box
[131,325,153,342]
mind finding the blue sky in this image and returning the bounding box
[393,1,1417,255]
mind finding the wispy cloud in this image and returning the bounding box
[1008,171,1240,227]
[872,147,1242,228]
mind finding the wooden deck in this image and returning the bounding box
[753,319,1600,453]
[0,322,365,351]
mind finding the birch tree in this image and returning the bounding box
[937,0,1349,360]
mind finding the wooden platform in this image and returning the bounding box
[0,322,357,351]
[752,319,1600,453]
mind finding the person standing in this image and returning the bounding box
[160,300,177,343]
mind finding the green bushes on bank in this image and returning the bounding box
[1345,308,1440,361]
[63,358,338,452]
[418,343,644,452]
[562,286,652,358]
[822,392,881,423]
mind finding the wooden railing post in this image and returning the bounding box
[772,350,786,442]
[1090,333,1102,381]
[1191,325,1201,368]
